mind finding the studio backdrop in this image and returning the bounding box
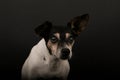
[0,0,120,80]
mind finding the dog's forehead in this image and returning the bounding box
[50,26,72,38]
[51,26,71,34]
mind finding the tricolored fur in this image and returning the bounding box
[22,14,89,80]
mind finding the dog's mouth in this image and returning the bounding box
[60,53,70,60]
[60,55,69,60]
[53,53,70,60]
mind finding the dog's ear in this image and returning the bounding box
[35,21,52,38]
[67,14,89,36]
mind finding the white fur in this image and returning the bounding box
[22,38,70,80]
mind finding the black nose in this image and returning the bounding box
[61,48,70,54]
[61,48,70,60]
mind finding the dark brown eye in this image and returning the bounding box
[68,36,74,43]
[50,36,58,43]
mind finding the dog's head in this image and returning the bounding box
[35,14,89,60]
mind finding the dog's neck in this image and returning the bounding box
[45,51,68,71]
[45,45,68,71]
[48,57,62,71]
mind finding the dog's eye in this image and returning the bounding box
[50,36,58,43]
[68,36,74,43]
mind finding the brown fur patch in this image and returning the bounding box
[54,33,60,39]
[47,39,58,56]
[66,33,71,39]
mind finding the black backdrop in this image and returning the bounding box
[0,0,120,80]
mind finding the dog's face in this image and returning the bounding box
[46,27,75,60]
[35,14,89,60]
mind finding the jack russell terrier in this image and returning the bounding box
[22,14,89,80]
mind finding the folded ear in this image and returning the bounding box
[67,14,89,36]
[34,21,52,38]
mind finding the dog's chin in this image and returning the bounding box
[60,54,72,60]
[60,56,70,60]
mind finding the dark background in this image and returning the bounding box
[0,0,120,80]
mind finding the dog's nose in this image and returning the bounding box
[61,48,70,60]
[61,48,70,55]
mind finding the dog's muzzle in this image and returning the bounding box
[60,48,70,60]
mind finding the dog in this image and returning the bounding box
[22,14,89,80]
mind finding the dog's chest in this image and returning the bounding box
[35,59,69,78]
